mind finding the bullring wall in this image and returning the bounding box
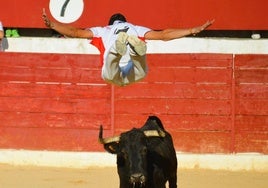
[0,38,267,154]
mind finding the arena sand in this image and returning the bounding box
[0,164,267,188]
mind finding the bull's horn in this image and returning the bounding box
[99,136,121,144]
[144,130,166,137]
[99,125,120,144]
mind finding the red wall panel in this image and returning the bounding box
[0,52,267,153]
[234,55,268,153]
[0,127,101,151]
[172,131,231,154]
[235,132,268,154]
[0,0,267,30]
[0,52,111,151]
[113,54,233,153]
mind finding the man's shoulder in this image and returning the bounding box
[89,25,111,35]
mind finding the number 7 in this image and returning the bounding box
[60,0,71,17]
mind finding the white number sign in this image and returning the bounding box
[49,0,84,23]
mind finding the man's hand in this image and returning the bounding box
[191,19,215,35]
[42,8,53,28]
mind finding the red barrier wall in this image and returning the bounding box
[0,0,267,30]
[0,52,267,153]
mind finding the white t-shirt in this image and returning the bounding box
[89,21,151,66]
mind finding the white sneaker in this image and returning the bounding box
[115,32,128,55]
[127,35,147,56]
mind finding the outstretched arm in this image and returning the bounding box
[42,9,93,39]
[144,20,214,41]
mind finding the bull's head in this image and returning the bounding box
[99,125,165,187]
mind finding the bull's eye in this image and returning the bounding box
[121,149,128,159]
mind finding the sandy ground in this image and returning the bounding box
[0,164,267,188]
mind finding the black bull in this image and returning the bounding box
[99,116,177,188]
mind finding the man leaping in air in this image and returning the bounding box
[42,11,214,86]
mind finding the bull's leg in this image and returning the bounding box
[168,173,177,188]
[152,180,166,188]
[152,167,166,188]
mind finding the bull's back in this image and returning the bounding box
[141,116,165,131]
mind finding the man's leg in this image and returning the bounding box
[128,35,148,82]
[102,45,124,86]
[128,35,147,56]
[102,32,132,86]
[130,54,147,82]
[102,34,148,86]
[115,32,128,55]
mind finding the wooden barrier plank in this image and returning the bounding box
[171,131,231,153]
[0,112,111,130]
[114,114,231,133]
[33,68,100,83]
[235,132,268,153]
[115,83,231,99]
[0,127,103,151]
[0,55,66,67]
[167,99,231,115]
[159,115,232,131]
[115,99,231,115]
[235,99,268,115]
[0,97,110,114]
[236,84,268,99]
[235,55,268,68]
[0,65,102,83]
[235,69,268,84]
[235,54,268,84]
[235,115,268,131]
[0,53,101,68]
[147,54,233,67]
[0,83,110,99]
[0,53,102,83]
[146,67,232,83]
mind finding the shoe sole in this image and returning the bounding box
[128,35,147,56]
[115,32,128,55]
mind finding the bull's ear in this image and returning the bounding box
[104,142,120,154]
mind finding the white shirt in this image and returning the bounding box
[89,21,151,66]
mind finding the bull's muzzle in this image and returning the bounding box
[130,173,146,187]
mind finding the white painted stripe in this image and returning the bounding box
[2,37,99,54]
[0,149,267,171]
[3,37,268,54]
[146,38,268,54]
